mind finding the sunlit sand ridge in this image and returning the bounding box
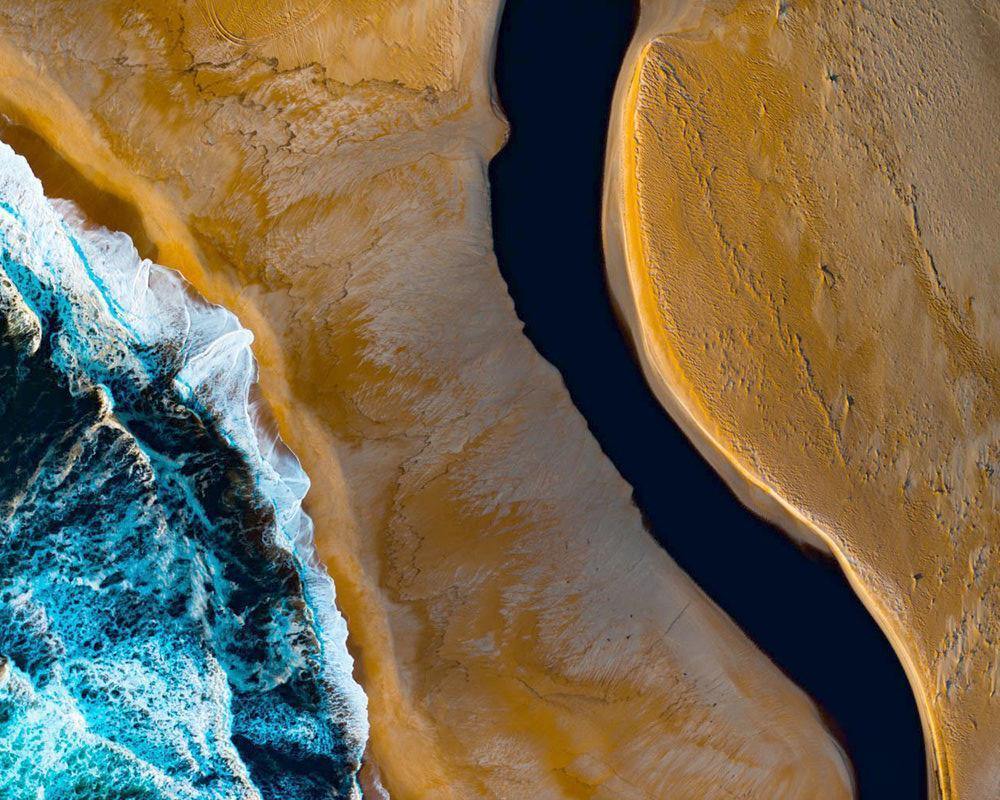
[0,1,854,797]
[605,1,999,798]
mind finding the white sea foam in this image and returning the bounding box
[0,141,369,798]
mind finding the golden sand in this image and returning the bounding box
[0,1,856,796]
[605,2,999,797]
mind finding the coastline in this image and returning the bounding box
[0,140,369,797]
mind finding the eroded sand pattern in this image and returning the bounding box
[0,1,859,797]
[605,1,998,798]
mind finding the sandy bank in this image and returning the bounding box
[604,2,999,798]
[0,1,855,796]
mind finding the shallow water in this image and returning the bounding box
[0,143,366,800]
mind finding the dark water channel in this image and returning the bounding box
[488,1,926,797]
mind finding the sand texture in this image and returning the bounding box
[604,1,999,798]
[0,1,853,797]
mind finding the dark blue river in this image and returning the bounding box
[489,2,925,797]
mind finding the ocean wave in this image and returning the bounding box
[0,141,368,799]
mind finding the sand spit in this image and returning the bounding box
[1,1,851,797]
[604,1,999,798]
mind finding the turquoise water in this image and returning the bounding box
[0,143,367,799]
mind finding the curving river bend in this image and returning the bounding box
[488,1,925,797]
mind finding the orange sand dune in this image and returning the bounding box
[605,2,999,798]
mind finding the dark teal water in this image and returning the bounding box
[0,143,366,799]
[489,2,926,797]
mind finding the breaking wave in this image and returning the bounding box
[0,141,367,799]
